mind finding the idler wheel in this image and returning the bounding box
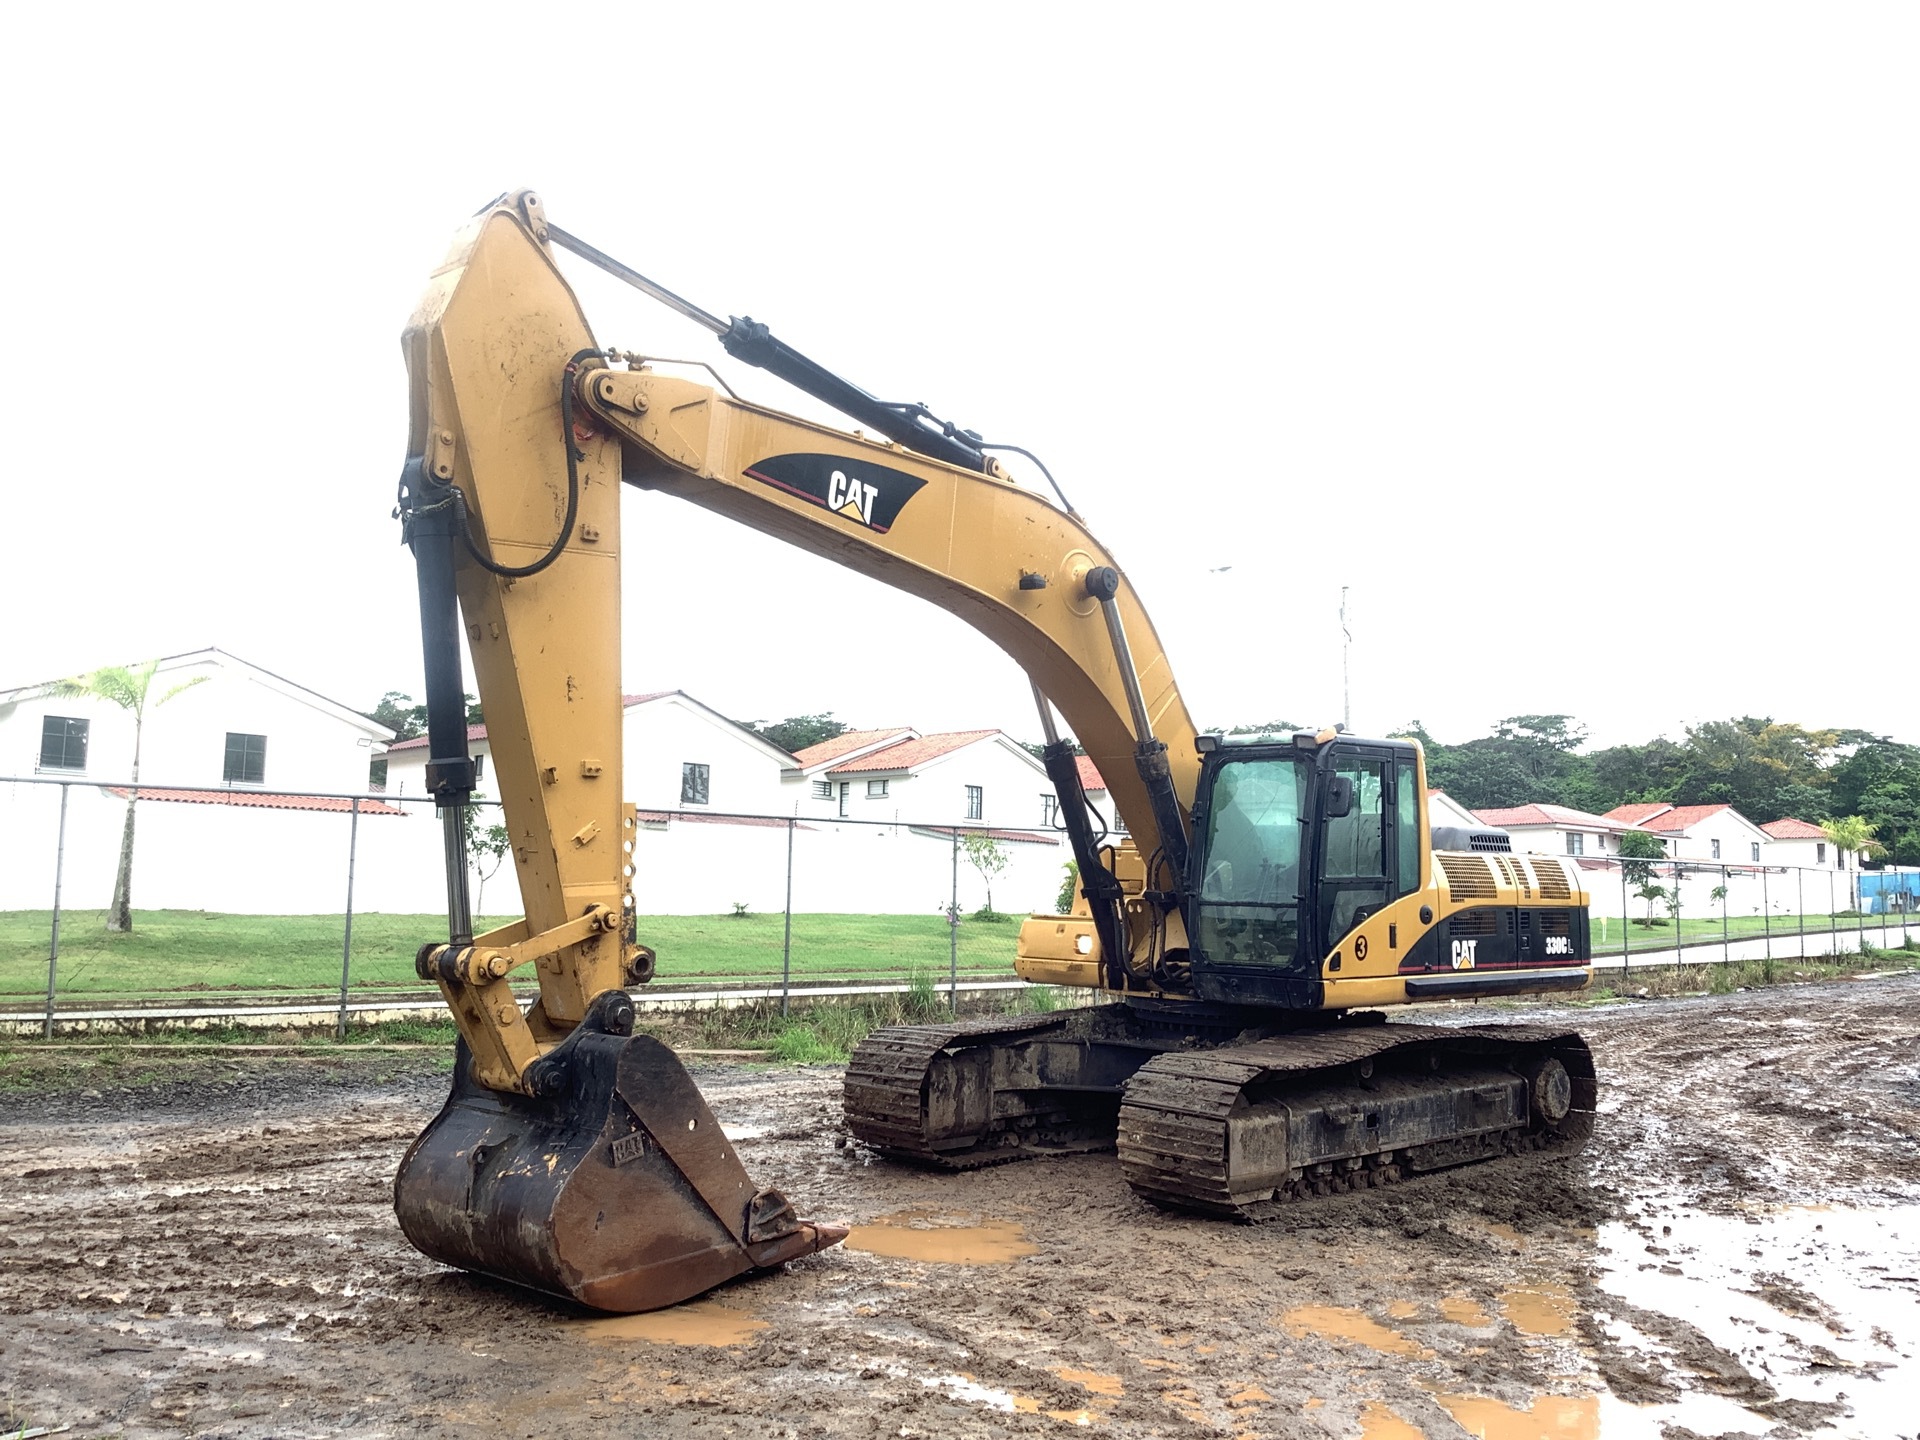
[1522,1056,1573,1127]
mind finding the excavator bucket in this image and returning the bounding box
[395,1021,846,1312]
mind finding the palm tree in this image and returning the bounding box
[1819,815,1884,864]
[50,661,206,933]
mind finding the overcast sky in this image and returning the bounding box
[4,4,1913,754]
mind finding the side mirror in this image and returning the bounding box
[1325,775,1356,819]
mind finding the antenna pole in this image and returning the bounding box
[1340,586,1352,732]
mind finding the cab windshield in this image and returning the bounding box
[1195,755,1306,967]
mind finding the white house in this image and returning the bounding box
[1603,803,1775,868]
[0,648,403,914]
[784,728,1058,829]
[1759,818,1861,909]
[383,689,797,815]
[1471,803,1650,858]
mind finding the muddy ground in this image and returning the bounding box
[2,975,1916,1440]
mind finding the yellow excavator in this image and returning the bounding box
[392,191,1596,1313]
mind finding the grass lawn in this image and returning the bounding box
[1591,910,1914,957]
[0,908,1029,999]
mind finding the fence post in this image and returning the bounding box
[1796,868,1805,955]
[1620,863,1630,978]
[949,827,960,1014]
[336,798,362,1040]
[1762,867,1772,963]
[781,817,795,1019]
[1855,866,1864,952]
[1671,860,1681,981]
[43,783,71,1041]
[1827,869,1837,958]
[1728,864,1743,975]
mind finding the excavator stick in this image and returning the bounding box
[395,996,845,1312]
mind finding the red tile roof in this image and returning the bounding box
[386,723,488,754]
[622,691,672,707]
[107,787,405,816]
[790,727,914,768]
[909,825,1060,847]
[1076,755,1106,791]
[1627,803,1734,834]
[1474,803,1643,832]
[1761,817,1828,840]
[1604,802,1674,827]
[825,730,998,775]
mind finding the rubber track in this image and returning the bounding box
[1117,1022,1595,1219]
[844,1012,1080,1167]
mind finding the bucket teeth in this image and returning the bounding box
[394,1031,844,1313]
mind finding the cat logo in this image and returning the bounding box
[744,452,929,534]
[1449,938,1478,970]
[825,469,878,526]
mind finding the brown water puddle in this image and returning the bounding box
[1499,1283,1577,1337]
[1386,1299,1420,1319]
[578,1299,767,1347]
[1359,1401,1427,1440]
[845,1213,1037,1264]
[1439,1293,1496,1328]
[1434,1392,1597,1438]
[1053,1365,1124,1397]
[1279,1304,1433,1359]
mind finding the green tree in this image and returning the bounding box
[1617,829,1667,886]
[751,713,850,754]
[1634,880,1668,927]
[49,661,208,933]
[467,794,512,916]
[962,831,1011,918]
[1819,815,1885,864]
[1830,739,1920,866]
[1673,717,1838,822]
[1056,859,1079,914]
[363,690,481,787]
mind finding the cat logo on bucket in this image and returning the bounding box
[744,452,929,534]
[1450,938,1478,970]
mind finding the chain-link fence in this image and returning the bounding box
[3,774,1913,1034]
[0,775,1075,1035]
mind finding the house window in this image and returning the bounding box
[1710,838,1721,860]
[1565,832,1584,856]
[224,732,267,786]
[965,785,984,821]
[867,779,889,799]
[1041,794,1060,827]
[680,762,710,805]
[839,782,850,817]
[38,716,89,772]
[811,779,834,800]
[1816,843,1826,865]
[1751,842,1760,863]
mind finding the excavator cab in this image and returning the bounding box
[1187,734,1426,1008]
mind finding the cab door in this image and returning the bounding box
[1315,746,1394,955]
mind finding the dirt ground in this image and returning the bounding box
[2,974,1916,1440]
